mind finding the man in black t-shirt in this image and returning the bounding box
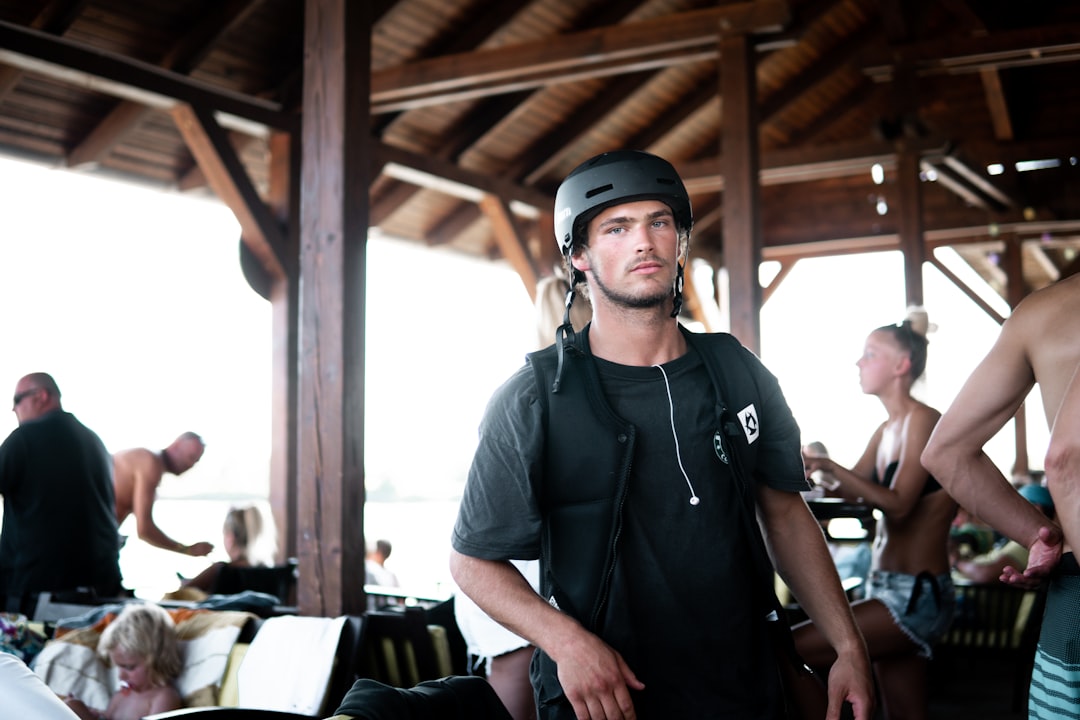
[450,151,874,720]
[1,372,122,614]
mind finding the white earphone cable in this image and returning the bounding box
[653,363,701,506]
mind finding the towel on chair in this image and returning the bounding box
[237,614,347,715]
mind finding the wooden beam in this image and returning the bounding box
[267,130,300,565]
[375,141,551,215]
[979,68,1014,141]
[66,0,265,169]
[863,23,1080,78]
[720,32,764,353]
[369,1,791,112]
[927,255,1006,325]
[0,19,295,134]
[169,103,286,280]
[761,259,796,305]
[677,137,948,192]
[478,194,539,301]
[177,132,257,192]
[939,153,1016,208]
[67,101,153,168]
[296,0,370,617]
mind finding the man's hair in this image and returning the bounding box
[178,431,204,446]
[98,603,183,687]
[375,539,392,559]
[22,372,61,399]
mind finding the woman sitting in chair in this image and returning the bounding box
[168,505,275,599]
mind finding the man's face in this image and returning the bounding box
[572,200,680,311]
[11,379,47,425]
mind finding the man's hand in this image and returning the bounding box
[555,630,643,720]
[184,541,214,557]
[1001,525,1063,588]
[825,650,875,720]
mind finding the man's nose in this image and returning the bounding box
[633,226,655,250]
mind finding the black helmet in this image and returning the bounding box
[553,150,693,256]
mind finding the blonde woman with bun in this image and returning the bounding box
[789,317,958,720]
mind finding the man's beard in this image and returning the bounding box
[590,264,672,309]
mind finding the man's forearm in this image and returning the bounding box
[136,519,189,553]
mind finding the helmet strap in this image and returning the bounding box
[552,263,583,393]
[670,260,685,318]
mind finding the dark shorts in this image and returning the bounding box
[1029,552,1080,719]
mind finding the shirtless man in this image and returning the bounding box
[922,273,1079,718]
[113,432,214,556]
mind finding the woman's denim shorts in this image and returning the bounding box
[866,569,956,658]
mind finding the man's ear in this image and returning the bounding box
[570,249,589,273]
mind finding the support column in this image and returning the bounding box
[267,131,300,563]
[719,32,763,352]
[297,0,372,617]
[896,143,925,309]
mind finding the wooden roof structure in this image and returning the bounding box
[1,0,1078,615]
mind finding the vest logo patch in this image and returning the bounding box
[713,430,729,464]
[738,403,759,445]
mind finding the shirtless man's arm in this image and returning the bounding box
[922,282,1072,585]
[114,448,213,556]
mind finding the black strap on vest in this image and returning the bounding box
[691,333,813,690]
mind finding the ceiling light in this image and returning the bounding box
[1015,158,1061,172]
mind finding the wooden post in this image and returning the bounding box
[895,143,925,309]
[719,32,763,353]
[297,0,371,617]
[267,130,300,563]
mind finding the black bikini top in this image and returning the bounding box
[872,460,942,496]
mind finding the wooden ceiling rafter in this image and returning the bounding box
[478,193,540,300]
[369,0,659,256]
[0,0,88,101]
[418,0,833,260]
[863,23,1080,80]
[170,101,286,280]
[368,0,791,113]
[0,19,296,135]
[66,0,267,169]
[384,0,672,257]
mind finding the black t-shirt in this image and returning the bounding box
[590,351,774,717]
[0,410,121,600]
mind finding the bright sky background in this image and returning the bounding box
[0,155,1046,593]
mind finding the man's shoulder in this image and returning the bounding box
[113,447,164,475]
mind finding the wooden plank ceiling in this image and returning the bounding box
[1,0,1078,302]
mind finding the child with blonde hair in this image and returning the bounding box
[65,603,183,720]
